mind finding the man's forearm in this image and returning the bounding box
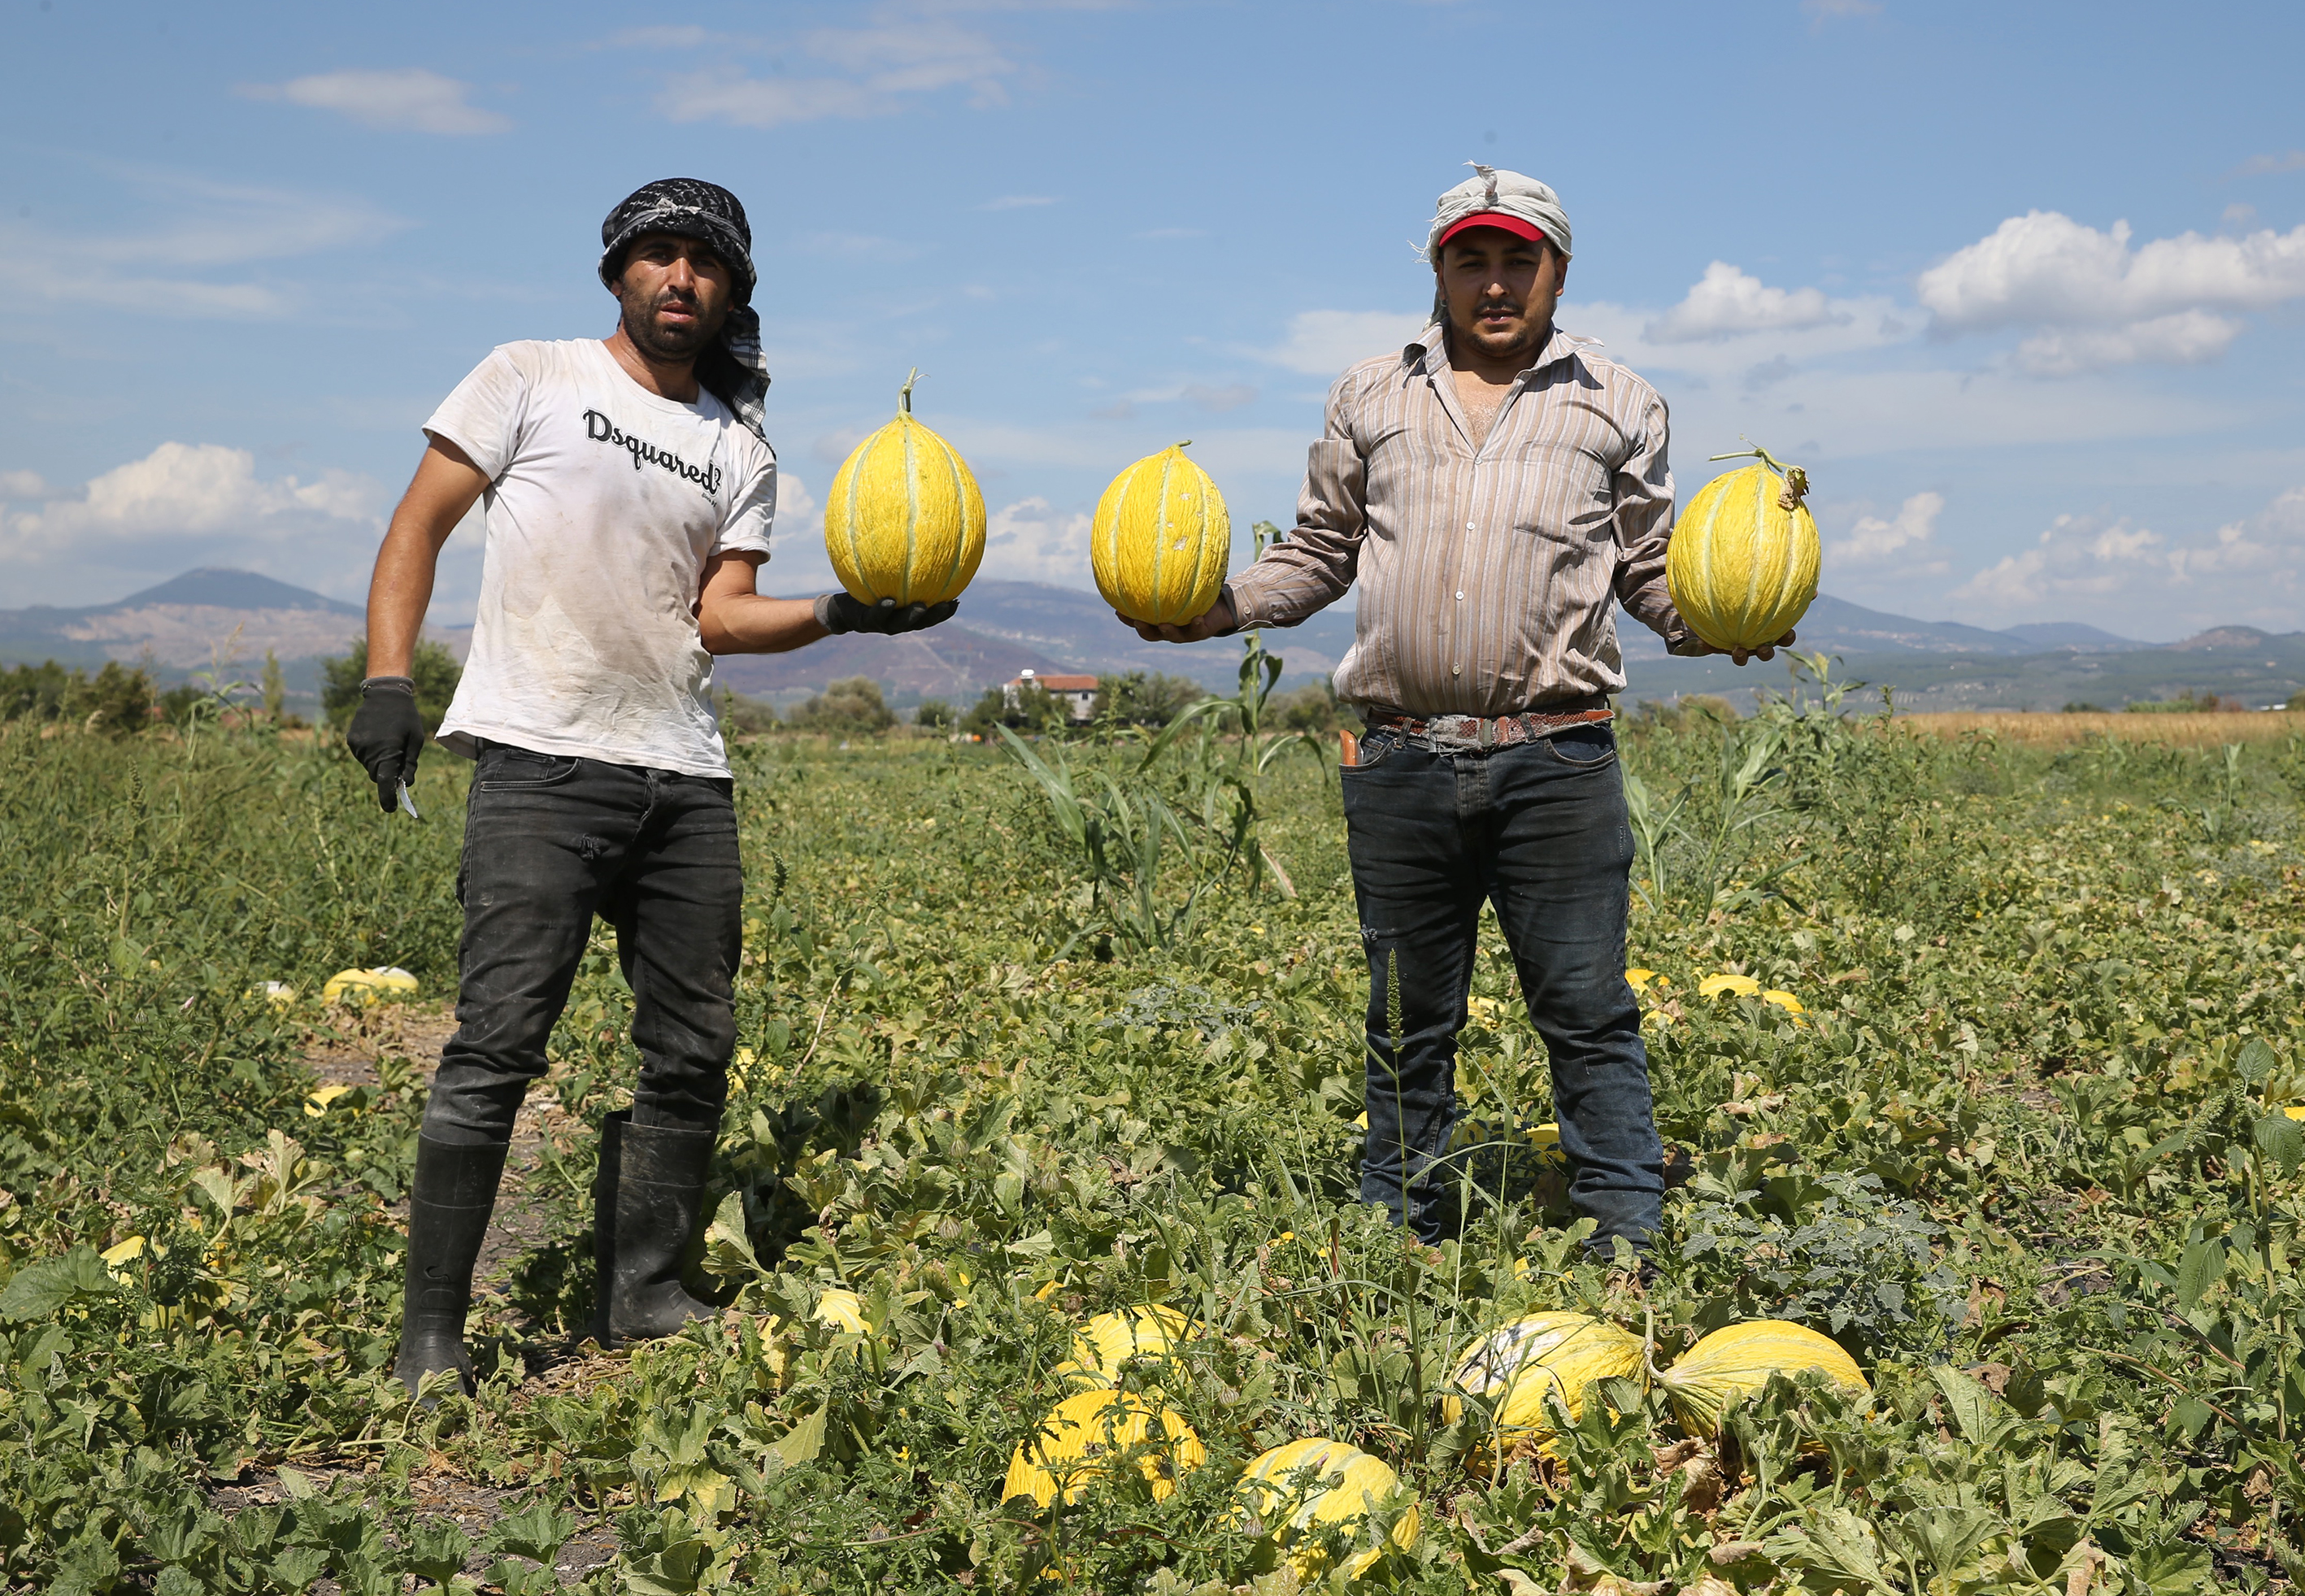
[698,594,828,654]
[366,520,441,677]
[1226,539,1355,631]
[365,439,489,676]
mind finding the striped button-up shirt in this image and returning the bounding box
[1226,322,1691,717]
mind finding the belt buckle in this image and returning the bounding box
[1477,717,1496,750]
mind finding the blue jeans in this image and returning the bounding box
[1341,722,1663,1251]
[421,741,743,1146]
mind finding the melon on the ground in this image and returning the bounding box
[1234,1437,1420,1581]
[1001,1389,1206,1507]
[1053,1304,1193,1387]
[320,967,418,1005]
[1656,1319,1868,1433]
[1441,1311,1646,1441]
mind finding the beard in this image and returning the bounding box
[618,282,727,363]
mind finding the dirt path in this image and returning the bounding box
[207,1468,620,1585]
[232,1005,621,1579]
[302,1001,578,1302]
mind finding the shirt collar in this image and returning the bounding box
[1403,321,1590,381]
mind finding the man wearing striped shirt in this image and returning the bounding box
[1123,167,1786,1256]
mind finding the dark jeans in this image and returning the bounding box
[1342,722,1663,1251]
[421,741,743,1146]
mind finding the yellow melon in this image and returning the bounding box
[1440,1311,1646,1439]
[813,1288,868,1333]
[1091,442,1230,625]
[1665,444,1820,653]
[1001,1389,1206,1507]
[824,371,985,607]
[1235,1437,1420,1581]
[1053,1304,1194,1388]
[321,967,418,1005]
[1656,1319,1868,1433]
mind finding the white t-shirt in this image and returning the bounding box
[424,338,776,777]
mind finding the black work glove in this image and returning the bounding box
[815,592,959,636]
[346,676,425,812]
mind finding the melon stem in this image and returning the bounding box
[899,367,920,415]
[1642,1307,1669,1387]
[1707,440,1810,511]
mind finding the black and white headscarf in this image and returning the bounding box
[598,178,771,442]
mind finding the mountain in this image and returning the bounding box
[715,581,1359,703]
[0,568,364,672]
[7,569,2292,714]
[1621,625,2305,712]
[1616,594,2134,663]
[1998,620,2146,652]
[713,625,1071,703]
[946,581,1360,691]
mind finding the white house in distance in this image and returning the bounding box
[1003,669,1099,724]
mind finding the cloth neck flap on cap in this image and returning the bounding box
[598,178,772,442]
[1425,163,1572,261]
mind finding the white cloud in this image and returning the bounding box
[1185,383,1258,413]
[2232,150,2305,178]
[2172,485,2305,583]
[1646,263,1849,342]
[798,231,924,262]
[979,496,1092,585]
[1833,491,1944,566]
[1,470,48,499]
[1255,310,1428,376]
[1951,511,2168,609]
[2,442,382,565]
[609,25,724,49]
[1916,210,2305,372]
[240,69,510,134]
[2013,311,2242,377]
[775,468,820,531]
[659,16,1015,128]
[0,170,402,321]
[1946,486,2305,628]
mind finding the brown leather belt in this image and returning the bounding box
[1365,698,1613,751]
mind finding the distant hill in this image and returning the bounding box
[0,568,367,672]
[1616,595,2144,663]
[1623,624,2304,712]
[5,568,2291,712]
[713,625,1072,703]
[1999,620,2145,653]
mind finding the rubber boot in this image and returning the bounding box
[394,1137,509,1402]
[594,1110,719,1345]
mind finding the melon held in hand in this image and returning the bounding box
[824,371,986,607]
[1092,442,1230,625]
[1665,443,1820,654]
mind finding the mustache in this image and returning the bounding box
[1473,297,1523,315]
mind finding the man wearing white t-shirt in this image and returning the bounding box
[347,180,954,1398]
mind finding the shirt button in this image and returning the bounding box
[1453,665,1463,676]
[1466,521,1476,531]
[1455,591,1464,600]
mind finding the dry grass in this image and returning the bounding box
[1900,710,2304,747]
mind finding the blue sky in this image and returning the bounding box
[3,0,2303,641]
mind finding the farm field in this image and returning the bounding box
[2,697,2303,1594]
[1901,714,2305,750]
